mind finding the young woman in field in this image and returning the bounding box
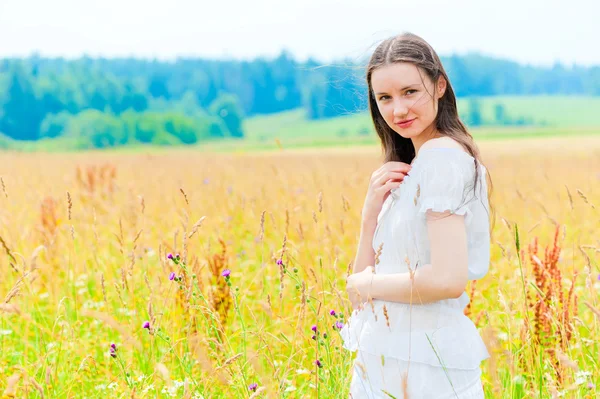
[341,33,494,398]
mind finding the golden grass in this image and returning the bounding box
[0,136,598,398]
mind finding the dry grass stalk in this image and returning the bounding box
[382,304,390,329]
[40,196,58,246]
[584,301,600,319]
[249,386,266,399]
[318,191,323,213]
[2,373,21,397]
[216,353,242,371]
[155,363,172,387]
[576,188,596,209]
[0,304,21,314]
[179,188,189,205]
[464,280,477,317]
[0,234,18,271]
[188,216,206,239]
[1,176,7,198]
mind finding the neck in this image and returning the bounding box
[411,123,441,156]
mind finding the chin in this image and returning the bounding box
[395,129,419,139]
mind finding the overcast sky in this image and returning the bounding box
[0,0,598,67]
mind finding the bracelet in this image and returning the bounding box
[368,272,375,299]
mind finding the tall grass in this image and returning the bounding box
[0,136,598,398]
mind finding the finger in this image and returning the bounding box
[376,180,403,193]
[384,162,412,173]
[377,171,407,185]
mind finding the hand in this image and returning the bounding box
[346,266,376,310]
[362,162,411,224]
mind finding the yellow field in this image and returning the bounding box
[0,136,599,398]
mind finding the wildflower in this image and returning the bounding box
[109,343,117,358]
[315,359,322,368]
[142,321,150,329]
[335,321,344,329]
[167,253,173,260]
[311,335,316,340]
[329,309,336,316]
[588,382,595,389]
[169,272,176,281]
[222,269,231,278]
[248,383,258,392]
[276,259,283,266]
[311,324,317,332]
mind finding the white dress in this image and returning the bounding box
[340,147,491,399]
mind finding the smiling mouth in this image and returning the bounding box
[395,118,416,126]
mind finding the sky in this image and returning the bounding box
[0,0,598,67]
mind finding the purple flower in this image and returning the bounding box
[109,343,117,358]
[597,273,600,281]
[276,259,283,266]
[142,321,150,329]
[335,321,344,329]
[311,324,317,332]
[222,269,231,278]
[167,253,173,260]
[315,359,322,368]
[248,383,258,392]
[588,382,595,389]
[169,272,176,281]
[329,309,336,316]
[311,335,316,340]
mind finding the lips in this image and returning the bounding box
[395,118,416,128]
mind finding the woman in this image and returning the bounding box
[341,32,494,398]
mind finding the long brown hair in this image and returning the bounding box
[366,32,495,229]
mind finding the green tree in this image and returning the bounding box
[209,93,245,138]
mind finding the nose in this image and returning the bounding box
[393,99,409,119]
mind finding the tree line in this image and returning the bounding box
[0,51,598,148]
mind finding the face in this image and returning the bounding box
[370,62,446,140]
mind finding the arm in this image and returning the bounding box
[372,211,469,303]
[352,219,377,274]
[348,211,469,305]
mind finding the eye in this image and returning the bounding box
[405,89,417,95]
[378,95,390,101]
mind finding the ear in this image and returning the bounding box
[436,76,447,99]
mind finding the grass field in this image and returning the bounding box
[0,134,599,398]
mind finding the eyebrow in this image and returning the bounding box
[374,85,418,95]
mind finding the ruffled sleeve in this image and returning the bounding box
[414,148,478,219]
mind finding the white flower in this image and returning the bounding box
[142,384,155,393]
[575,370,592,385]
[0,329,13,336]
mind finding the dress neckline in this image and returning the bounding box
[411,147,476,167]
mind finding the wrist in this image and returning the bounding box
[361,218,377,231]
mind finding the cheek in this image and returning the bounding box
[378,104,393,121]
[414,97,436,119]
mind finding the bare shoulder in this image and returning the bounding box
[420,136,467,153]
